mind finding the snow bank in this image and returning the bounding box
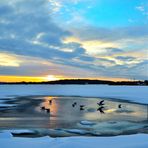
[0,85,147,104]
[80,120,96,126]
[0,132,12,138]
[0,132,148,148]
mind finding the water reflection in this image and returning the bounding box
[37,96,58,116]
[0,96,148,137]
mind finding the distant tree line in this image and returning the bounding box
[0,79,148,86]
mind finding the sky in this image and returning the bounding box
[0,0,148,82]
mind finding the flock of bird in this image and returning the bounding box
[40,99,122,114]
[41,100,53,113]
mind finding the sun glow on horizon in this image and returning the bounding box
[45,75,60,81]
[0,75,45,82]
[0,75,131,83]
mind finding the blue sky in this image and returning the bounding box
[50,0,148,27]
[0,0,148,81]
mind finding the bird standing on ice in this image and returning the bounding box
[41,106,45,110]
[49,100,52,105]
[72,102,77,107]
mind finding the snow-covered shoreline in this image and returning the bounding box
[0,84,147,104]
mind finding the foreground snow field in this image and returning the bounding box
[0,84,148,148]
[0,133,148,148]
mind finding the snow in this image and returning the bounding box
[0,104,15,107]
[0,84,148,104]
[0,84,148,147]
[0,132,12,138]
[0,132,148,148]
[80,120,96,126]
[6,130,35,134]
[63,129,88,135]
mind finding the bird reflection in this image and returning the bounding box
[97,100,105,114]
[45,108,50,113]
[97,106,105,114]
[118,104,122,108]
[80,105,85,110]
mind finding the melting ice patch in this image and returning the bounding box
[0,95,148,137]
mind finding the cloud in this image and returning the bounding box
[48,0,94,13]
[136,6,145,12]
[103,47,123,55]
[128,60,148,80]
[0,52,21,67]
[78,55,94,62]
[70,25,148,42]
[115,56,136,62]
[0,5,13,15]
[136,4,148,17]
[98,59,148,80]
[0,0,100,77]
[0,0,90,61]
[0,0,147,80]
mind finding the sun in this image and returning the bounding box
[46,75,58,81]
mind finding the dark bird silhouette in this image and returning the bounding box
[49,100,52,105]
[80,105,85,110]
[118,104,122,108]
[46,108,50,113]
[97,100,105,106]
[41,106,45,110]
[74,102,77,105]
[72,102,77,107]
[97,106,105,114]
